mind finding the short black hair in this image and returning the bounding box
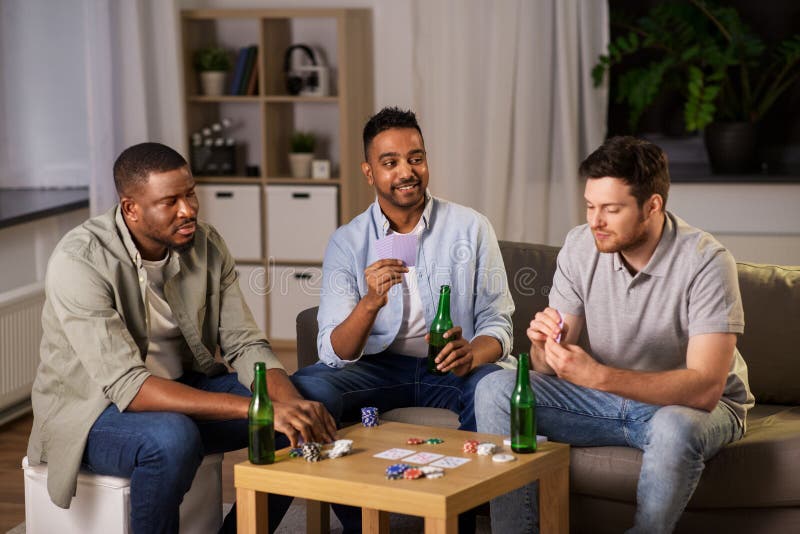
[362,107,423,160]
[579,136,669,209]
[113,142,188,196]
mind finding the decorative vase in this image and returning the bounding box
[200,71,227,96]
[288,153,314,178]
[704,122,757,174]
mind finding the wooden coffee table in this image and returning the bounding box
[235,421,569,533]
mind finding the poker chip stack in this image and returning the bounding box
[463,439,480,454]
[361,406,379,427]
[426,438,444,445]
[327,439,353,459]
[386,463,411,479]
[477,442,497,456]
[403,467,423,480]
[420,466,445,479]
[302,442,322,462]
[289,447,303,458]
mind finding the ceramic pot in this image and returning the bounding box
[200,71,227,96]
[288,153,314,178]
[704,122,757,174]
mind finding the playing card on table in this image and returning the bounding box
[402,452,444,465]
[429,456,472,469]
[373,448,415,460]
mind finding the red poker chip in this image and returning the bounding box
[407,437,425,445]
[403,468,423,480]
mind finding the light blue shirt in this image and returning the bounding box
[317,192,514,367]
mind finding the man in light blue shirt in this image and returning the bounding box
[292,106,513,531]
[293,107,513,431]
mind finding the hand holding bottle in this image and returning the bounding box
[425,326,473,376]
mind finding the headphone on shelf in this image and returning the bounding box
[283,44,319,95]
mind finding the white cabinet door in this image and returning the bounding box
[235,264,267,335]
[196,184,261,259]
[268,265,323,340]
[266,185,337,262]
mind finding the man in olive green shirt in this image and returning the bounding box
[27,142,336,534]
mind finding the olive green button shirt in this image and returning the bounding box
[27,206,282,508]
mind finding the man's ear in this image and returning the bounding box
[120,197,139,222]
[647,194,663,216]
[361,161,374,186]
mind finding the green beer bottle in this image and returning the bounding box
[510,352,537,453]
[248,362,275,464]
[427,285,453,376]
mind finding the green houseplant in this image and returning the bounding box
[193,47,232,96]
[290,131,316,154]
[288,131,316,178]
[593,0,800,173]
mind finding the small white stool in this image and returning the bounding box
[22,453,224,534]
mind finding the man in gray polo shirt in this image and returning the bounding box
[475,136,753,533]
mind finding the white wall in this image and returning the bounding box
[0,208,89,294]
[0,1,90,188]
[669,183,800,265]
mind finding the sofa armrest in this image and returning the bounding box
[295,306,320,369]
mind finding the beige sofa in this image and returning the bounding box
[295,240,800,533]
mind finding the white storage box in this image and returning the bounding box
[269,265,323,340]
[22,453,223,534]
[266,185,337,262]
[196,184,262,259]
[236,264,267,334]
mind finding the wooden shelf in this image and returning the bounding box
[194,175,261,184]
[187,95,261,103]
[266,177,341,185]
[180,8,373,342]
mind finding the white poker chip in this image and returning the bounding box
[492,453,516,463]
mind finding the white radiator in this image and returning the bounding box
[0,282,44,415]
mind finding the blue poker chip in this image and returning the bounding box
[361,406,380,427]
[385,463,410,479]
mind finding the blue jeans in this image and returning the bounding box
[291,353,501,533]
[291,352,501,431]
[82,371,291,534]
[475,370,743,534]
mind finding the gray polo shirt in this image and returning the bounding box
[549,212,753,425]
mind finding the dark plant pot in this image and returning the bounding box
[704,122,757,174]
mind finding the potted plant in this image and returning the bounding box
[288,131,316,178]
[194,47,232,96]
[593,0,800,173]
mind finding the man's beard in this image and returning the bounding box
[170,235,195,254]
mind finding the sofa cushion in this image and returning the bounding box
[571,404,800,508]
[735,262,800,405]
[499,241,560,356]
[382,407,460,429]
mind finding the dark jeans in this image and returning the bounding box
[291,353,501,533]
[82,371,291,534]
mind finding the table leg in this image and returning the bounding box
[424,515,457,534]
[539,466,569,534]
[306,500,330,534]
[236,487,268,534]
[362,508,389,533]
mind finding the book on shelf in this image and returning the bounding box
[238,45,258,95]
[245,49,260,96]
[229,47,249,95]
